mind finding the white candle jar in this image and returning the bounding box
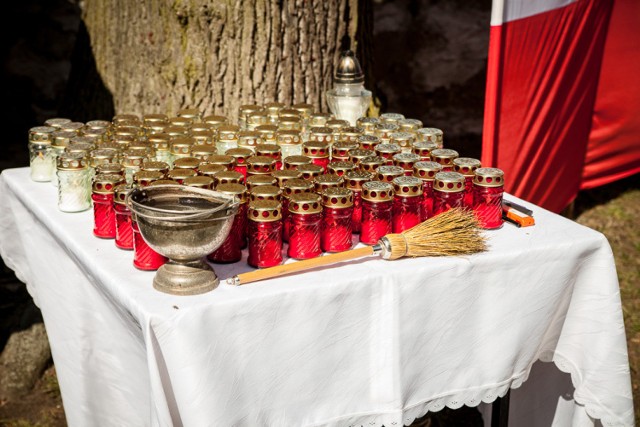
[57,153,91,212]
[29,142,55,182]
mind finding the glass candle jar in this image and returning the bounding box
[92,174,124,238]
[413,161,443,221]
[297,163,324,181]
[50,131,75,187]
[29,142,55,182]
[380,113,405,125]
[376,165,405,183]
[310,112,333,128]
[148,134,172,164]
[412,141,438,161]
[198,163,226,180]
[276,130,303,159]
[391,176,423,233]
[167,168,197,184]
[170,137,195,164]
[358,155,385,175]
[56,153,91,212]
[313,174,344,194]
[375,143,402,165]
[248,200,283,268]
[237,129,261,153]
[265,102,284,124]
[247,112,269,130]
[321,187,354,252]
[114,184,134,250]
[246,155,276,176]
[287,193,323,260]
[141,161,169,177]
[433,172,465,215]
[255,144,282,170]
[348,148,375,167]
[453,157,482,209]
[225,147,253,178]
[398,118,423,133]
[205,154,237,171]
[389,132,415,153]
[416,127,444,147]
[283,154,312,170]
[374,123,399,143]
[345,170,373,234]
[430,148,459,172]
[473,167,505,229]
[132,220,167,271]
[209,183,248,262]
[282,178,315,243]
[272,169,302,188]
[122,150,147,185]
[341,126,364,144]
[190,145,217,163]
[239,105,263,130]
[250,185,282,203]
[213,170,244,188]
[392,152,421,176]
[308,127,334,146]
[332,141,359,162]
[217,125,241,153]
[255,124,278,143]
[327,160,356,177]
[302,140,330,172]
[357,117,380,136]
[246,174,278,191]
[360,181,394,245]
[134,170,165,187]
[357,134,381,151]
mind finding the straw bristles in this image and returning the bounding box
[383,208,487,260]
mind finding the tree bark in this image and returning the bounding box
[81,0,372,121]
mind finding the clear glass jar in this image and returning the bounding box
[57,153,91,212]
[29,143,55,182]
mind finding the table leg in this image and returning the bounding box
[491,390,510,427]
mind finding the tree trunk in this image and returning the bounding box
[80,0,372,120]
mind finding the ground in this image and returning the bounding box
[0,175,637,427]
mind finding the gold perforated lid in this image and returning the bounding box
[380,113,405,125]
[256,125,278,142]
[292,103,314,119]
[113,114,140,125]
[356,117,380,134]
[375,123,399,139]
[412,141,438,158]
[321,187,353,208]
[276,130,302,146]
[237,130,262,149]
[248,199,282,222]
[114,184,133,204]
[413,161,443,182]
[283,178,314,197]
[45,118,71,129]
[225,148,253,165]
[52,131,75,148]
[213,170,244,187]
[398,118,423,132]
[177,108,201,121]
[375,143,402,158]
[29,126,56,143]
[169,116,193,128]
[197,163,226,177]
[255,144,281,158]
[283,155,312,169]
[60,122,85,133]
[288,192,322,214]
[416,128,444,145]
[239,104,263,120]
[82,127,108,142]
[310,112,333,127]
[202,115,228,128]
[434,171,465,193]
[246,174,278,190]
[247,111,269,127]
[453,157,482,176]
[219,125,241,141]
[184,176,214,189]
[167,168,198,181]
[190,145,218,161]
[66,142,94,157]
[92,174,124,194]
[362,181,394,202]
[392,152,421,170]
[328,143,356,162]
[173,157,201,170]
[473,167,504,187]
[86,120,111,130]
[389,132,415,149]
[272,169,303,187]
[149,179,180,187]
[431,148,459,167]
[297,163,324,181]
[264,102,285,117]
[143,114,169,126]
[142,161,169,175]
[278,108,301,119]
[191,123,213,133]
[327,161,356,176]
[392,176,423,198]
[359,155,385,173]
[250,185,282,202]
[113,125,141,139]
[170,137,195,156]
[345,170,373,191]
[164,126,188,138]
[96,163,124,176]
[112,134,135,147]
[216,183,247,203]
[191,130,214,146]
[302,140,330,158]
[89,149,118,167]
[313,174,344,193]
[308,127,334,144]
[278,116,302,131]
[246,155,276,174]
[146,124,167,135]
[206,154,237,170]
[348,148,375,164]
[127,141,152,154]
[340,126,363,143]
[376,165,405,182]
[326,119,349,133]
[358,135,381,150]
[134,170,165,186]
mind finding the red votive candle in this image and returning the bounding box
[321,187,354,252]
[430,148,459,172]
[287,193,323,259]
[114,184,134,250]
[360,181,395,245]
[345,170,373,234]
[92,174,123,238]
[413,161,442,221]
[225,148,253,179]
[473,167,505,229]
[433,172,465,216]
[248,200,283,268]
[453,157,481,209]
[208,184,247,263]
[132,220,167,270]
[302,140,330,172]
[391,176,423,233]
[256,144,283,171]
[282,178,314,243]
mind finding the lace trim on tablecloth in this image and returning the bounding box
[316,351,626,427]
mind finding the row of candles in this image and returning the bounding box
[26,108,504,271]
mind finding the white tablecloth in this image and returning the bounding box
[0,168,633,427]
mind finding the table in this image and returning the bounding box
[0,168,633,427]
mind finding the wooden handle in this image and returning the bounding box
[233,246,375,285]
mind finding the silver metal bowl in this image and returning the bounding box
[127,185,238,295]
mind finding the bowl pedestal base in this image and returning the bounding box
[153,260,219,295]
